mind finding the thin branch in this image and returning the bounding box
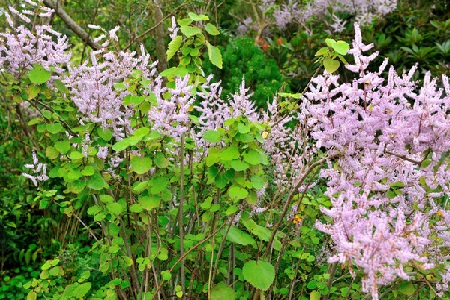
[42,0,101,50]
[123,1,191,51]
[385,150,421,165]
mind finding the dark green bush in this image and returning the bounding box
[203,37,283,109]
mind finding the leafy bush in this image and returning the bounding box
[203,37,283,109]
[2,2,450,300]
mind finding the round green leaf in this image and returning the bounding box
[230,160,249,171]
[46,146,59,159]
[88,172,106,190]
[81,165,95,176]
[229,185,248,200]
[55,141,71,154]
[243,150,261,165]
[139,195,160,210]
[242,260,275,291]
[155,152,169,168]
[310,290,321,300]
[106,202,123,215]
[29,65,51,84]
[203,130,221,143]
[46,123,63,134]
[130,204,143,213]
[220,146,240,161]
[323,58,340,74]
[131,156,152,174]
[250,175,266,190]
[211,282,235,300]
[333,40,350,55]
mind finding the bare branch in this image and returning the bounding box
[42,0,101,50]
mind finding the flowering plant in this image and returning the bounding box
[2,1,450,300]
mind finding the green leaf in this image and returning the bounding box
[27,291,37,300]
[211,282,235,300]
[325,38,337,48]
[229,185,248,200]
[88,172,106,190]
[97,128,113,141]
[205,23,220,35]
[310,290,321,300]
[242,260,275,291]
[398,282,415,296]
[72,282,91,298]
[323,58,340,74]
[55,141,71,154]
[188,12,209,21]
[207,43,223,69]
[315,47,329,57]
[203,130,221,143]
[46,146,59,159]
[225,205,239,216]
[333,40,349,55]
[27,84,40,100]
[29,65,51,84]
[131,156,152,174]
[100,195,113,203]
[154,152,169,168]
[123,95,145,106]
[220,146,240,161]
[167,35,183,61]
[70,151,84,160]
[243,150,261,165]
[81,165,95,176]
[46,123,63,134]
[139,195,160,210]
[161,270,172,281]
[130,204,143,213]
[226,226,256,246]
[112,138,132,151]
[230,160,249,171]
[180,25,202,37]
[106,202,123,214]
[250,175,266,190]
[53,79,69,94]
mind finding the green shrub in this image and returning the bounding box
[203,37,283,109]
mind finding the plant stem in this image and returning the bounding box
[178,132,186,294]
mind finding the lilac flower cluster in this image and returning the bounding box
[240,0,397,35]
[307,24,450,299]
[63,44,155,139]
[22,151,48,186]
[148,74,194,140]
[0,1,70,77]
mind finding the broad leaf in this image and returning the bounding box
[205,23,220,35]
[211,282,235,300]
[131,156,152,174]
[242,260,275,291]
[323,58,340,73]
[29,65,51,84]
[167,35,182,61]
[226,226,256,246]
[207,43,223,69]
